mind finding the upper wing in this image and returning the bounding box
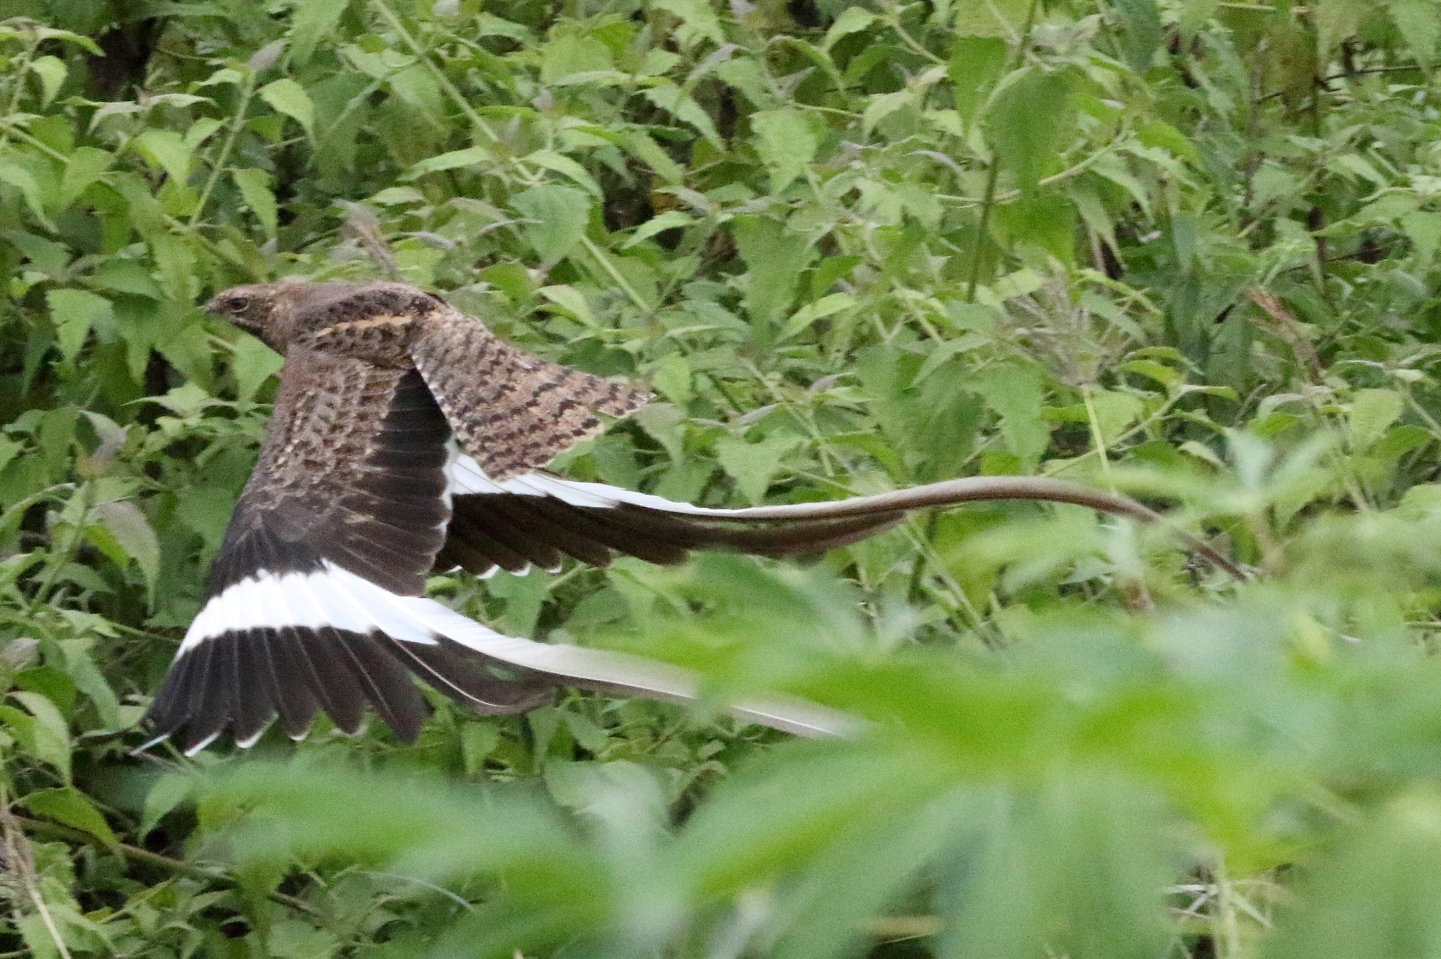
[144,350,555,753]
[409,304,652,481]
[438,450,904,576]
[409,303,901,574]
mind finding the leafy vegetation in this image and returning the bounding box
[2,0,1441,955]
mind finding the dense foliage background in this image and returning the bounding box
[3,0,1441,955]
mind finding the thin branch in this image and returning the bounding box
[966,0,1041,302]
[15,816,323,917]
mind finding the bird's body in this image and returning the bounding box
[145,281,1241,754]
[145,282,895,752]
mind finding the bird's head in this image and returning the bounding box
[205,284,283,346]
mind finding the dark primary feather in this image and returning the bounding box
[436,493,904,576]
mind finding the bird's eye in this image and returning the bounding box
[225,296,251,313]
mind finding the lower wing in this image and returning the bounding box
[143,552,858,755]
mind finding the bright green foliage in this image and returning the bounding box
[3,0,1441,956]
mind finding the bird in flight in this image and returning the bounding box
[144,281,1240,754]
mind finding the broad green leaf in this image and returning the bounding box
[779,292,854,341]
[988,68,1070,194]
[752,109,818,192]
[971,362,1049,468]
[7,691,72,780]
[1390,0,1440,68]
[232,332,284,401]
[0,160,55,229]
[538,284,598,326]
[1269,791,1441,959]
[259,78,315,135]
[620,130,685,183]
[652,0,727,49]
[512,184,591,264]
[231,167,278,237]
[141,774,194,838]
[1111,0,1163,72]
[950,35,1008,122]
[1088,389,1144,446]
[651,354,692,404]
[824,7,876,48]
[58,146,113,206]
[46,289,112,363]
[540,33,614,83]
[624,210,693,248]
[29,55,67,107]
[54,639,120,730]
[715,433,803,504]
[90,499,160,596]
[955,0,1030,38]
[24,787,118,849]
[1350,388,1404,451]
[862,90,913,138]
[732,217,816,335]
[525,149,603,198]
[642,81,723,146]
[133,128,191,183]
[290,0,350,65]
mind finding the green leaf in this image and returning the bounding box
[29,55,67,107]
[1269,790,1441,959]
[141,774,195,838]
[24,787,118,849]
[971,362,1049,468]
[133,128,191,184]
[405,145,493,178]
[652,0,727,49]
[232,332,284,401]
[259,78,315,136]
[621,129,685,183]
[732,217,817,335]
[1110,0,1163,73]
[538,285,598,326]
[1350,388,1404,451]
[7,691,72,780]
[0,160,55,229]
[525,149,603,198]
[231,167,278,237]
[715,433,803,504]
[624,210,693,248]
[988,68,1070,195]
[824,7,877,48]
[955,0,1030,37]
[950,35,1008,122]
[290,0,350,65]
[1390,0,1440,68]
[540,33,614,83]
[54,638,120,730]
[90,500,160,597]
[59,146,113,207]
[46,289,112,363]
[779,292,854,341]
[751,109,818,192]
[651,354,692,404]
[1088,390,1144,446]
[512,184,591,264]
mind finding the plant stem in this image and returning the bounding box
[965,0,1040,302]
[370,0,498,144]
[189,72,256,229]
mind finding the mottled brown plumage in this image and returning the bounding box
[145,280,1240,753]
[411,306,649,480]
